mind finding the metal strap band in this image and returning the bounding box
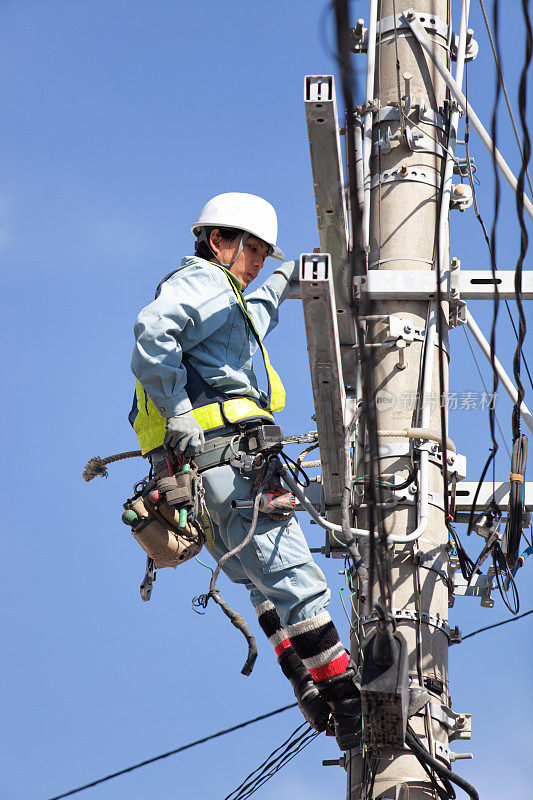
[362,608,452,639]
[371,167,441,191]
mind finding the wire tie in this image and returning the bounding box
[510,472,524,484]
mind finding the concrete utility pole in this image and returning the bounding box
[349,2,470,797]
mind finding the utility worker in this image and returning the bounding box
[130,193,361,749]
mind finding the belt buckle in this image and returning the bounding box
[230,451,259,473]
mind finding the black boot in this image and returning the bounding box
[277,646,330,732]
[315,663,362,749]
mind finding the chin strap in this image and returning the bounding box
[200,229,249,268]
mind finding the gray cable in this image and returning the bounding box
[462,326,512,458]
[478,0,533,197]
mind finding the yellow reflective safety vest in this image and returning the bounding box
[131,264,286,454]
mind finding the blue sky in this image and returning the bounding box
[1,1,532,799]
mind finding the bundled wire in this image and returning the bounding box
[464,0,504,541]
[511,0,531,449]
[332,0,390,618]
[486,0,502,493]
[406,724,479,800]
[222,722,319,800]
[492,542,520,613]
[478,0,533,196]
[359,749,381,800]
[504,434,528,566]
[507,0,532,573]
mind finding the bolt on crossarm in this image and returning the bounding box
[348,2,471,799]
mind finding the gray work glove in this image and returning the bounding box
[275,259,300,283]
[165,411,205,457]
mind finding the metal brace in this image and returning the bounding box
[449,257,467,327]
[140,556,156,602]
[417,440,467,482]
[418,97,446,129]
[351,12,478,62]
[363,314,426,370]
[385,315,425,344]
[426,703,471,742]
[452,564,495,607]
[454,154,476,178]
[372,125,400,155]
[405,125,444,157]
[435,740,452,766]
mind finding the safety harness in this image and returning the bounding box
[130,261,286,455]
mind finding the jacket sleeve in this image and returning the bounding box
[244,260,296,339]
[131,267,234,418]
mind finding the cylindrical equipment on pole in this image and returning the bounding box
[349,2,469,798]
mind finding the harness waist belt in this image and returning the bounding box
[193,435,242,473]
[193,424,284,473]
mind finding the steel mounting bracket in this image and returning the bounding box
[405,125,444,157]
[351,12,478,62]
[425,703,472,742]
[452,565,495,607]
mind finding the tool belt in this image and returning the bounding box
[194,424,284,474]
[122,463,207,570]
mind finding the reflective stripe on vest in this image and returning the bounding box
[132,380,275,454]
[131,262,284,454]
[220,266,286,414]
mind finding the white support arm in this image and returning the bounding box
[466,310,533,435]
[403,9,533,224]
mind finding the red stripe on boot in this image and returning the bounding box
[274,638,292,656]
[309,651,350,682]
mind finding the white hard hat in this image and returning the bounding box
[191,192,285,261]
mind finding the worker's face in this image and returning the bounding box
[209,230,269,289]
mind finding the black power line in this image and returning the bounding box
[477,0,533,197]
[41,602,533,800]
[43,702,298,800]
[461,607,533,640]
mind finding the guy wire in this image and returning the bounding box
[478,0,533,197]
[464,62,533,392]
[511,0,532,441]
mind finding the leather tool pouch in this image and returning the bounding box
[123,476,205,569]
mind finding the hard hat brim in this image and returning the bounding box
[192,223,285,262]
[270,244,285,261]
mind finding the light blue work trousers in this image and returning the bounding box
[150,445,331,626]
[200,462,331,627]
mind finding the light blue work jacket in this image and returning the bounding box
[131,256,293,419]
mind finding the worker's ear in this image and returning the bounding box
[209,228,222,255]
